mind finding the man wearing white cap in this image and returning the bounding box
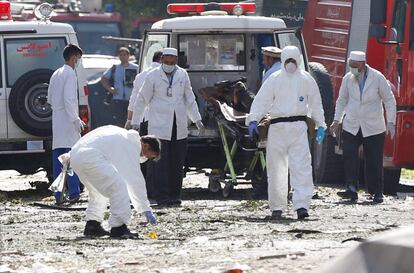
[330,50,396,203]
[132,47,203,206]
[262,46,282,83]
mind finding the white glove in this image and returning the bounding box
[195,120,204,130]
[386,122,395,139]
[124,120,132,130]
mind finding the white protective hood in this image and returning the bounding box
[247,45,326,129]
[280,45,302,74]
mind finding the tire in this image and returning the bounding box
[9,69,54,137]
[383,168,401,195]
[308,62,344,184]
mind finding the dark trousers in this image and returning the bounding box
[152,115,188,202]
[110,99,129,127]
[342,130,385,195]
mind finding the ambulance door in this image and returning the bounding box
[139,31,171,72]
[0,35,6,139]
[273,28,308,71]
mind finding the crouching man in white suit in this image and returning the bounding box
[69,125,160,238]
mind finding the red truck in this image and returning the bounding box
[303,0,414,193]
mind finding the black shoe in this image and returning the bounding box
[337,190,358,201]
[67,195,80,204]
[110,224,138,239]
[270,210,283,220]
[84,220,109,237]
[297,208,309,220]
[373,194,384,203]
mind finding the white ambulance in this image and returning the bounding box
[139,3,334,193]
[0,2,89,179]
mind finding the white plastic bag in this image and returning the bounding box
[48,153,71,193]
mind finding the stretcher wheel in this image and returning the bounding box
[222,183,234,198]
[208,175,222,193]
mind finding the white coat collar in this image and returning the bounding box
[64,64,74,70]
[353,65,373,92]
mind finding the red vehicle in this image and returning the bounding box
[304,0,414,193]
[15,1,123,56]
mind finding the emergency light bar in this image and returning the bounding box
[167,3,256,15]
[0,1,12,21]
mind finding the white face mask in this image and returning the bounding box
[285,62,297,74]
[140,156,148,163]
[75,58,82,69]
[350,67,360,77]
[162,63,176,74]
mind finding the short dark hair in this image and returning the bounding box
[63,44,83,61]
[152,51,163,62]
[118,47,130,55]
[141,135,161,160]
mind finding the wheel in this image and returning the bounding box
[208,174,222,193]
[8,69,54,136]
[383,168,401,195]
[222,182,234,198]
[308,62,344,185]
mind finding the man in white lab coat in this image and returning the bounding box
[69,125,160,238]
[247,46,326,220]
[47,44,84,204]
[330,51,396,203]
[132,47,203,206]
[125,51,162,199]
[262,46,282,84]
[125,51,162,131]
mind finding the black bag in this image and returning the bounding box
[124,68,137,87]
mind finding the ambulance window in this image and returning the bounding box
[179,34,245,71]
[140,34,169,71]
[276,32,306,70]
[5,37,66,87]
[392,0,407,43]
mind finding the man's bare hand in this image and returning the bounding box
[109,87,118,95]
[329,120,340,137]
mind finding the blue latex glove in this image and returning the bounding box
[144,211,157,225]
[248,121,259,137]
[316,127,325,144]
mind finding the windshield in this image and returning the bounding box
[140,33,169,71]
[179,34,245,71]
[68,22,121,55]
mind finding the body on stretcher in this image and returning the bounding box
[199,78,268,198]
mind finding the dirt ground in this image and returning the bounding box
[1,170,414,273]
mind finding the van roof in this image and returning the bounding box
[152,15,286,31]
[0,21,75,35]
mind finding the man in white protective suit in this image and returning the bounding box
[247,46,326,220]
[69,125,160,239]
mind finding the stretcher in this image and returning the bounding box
[200,80,267,197]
